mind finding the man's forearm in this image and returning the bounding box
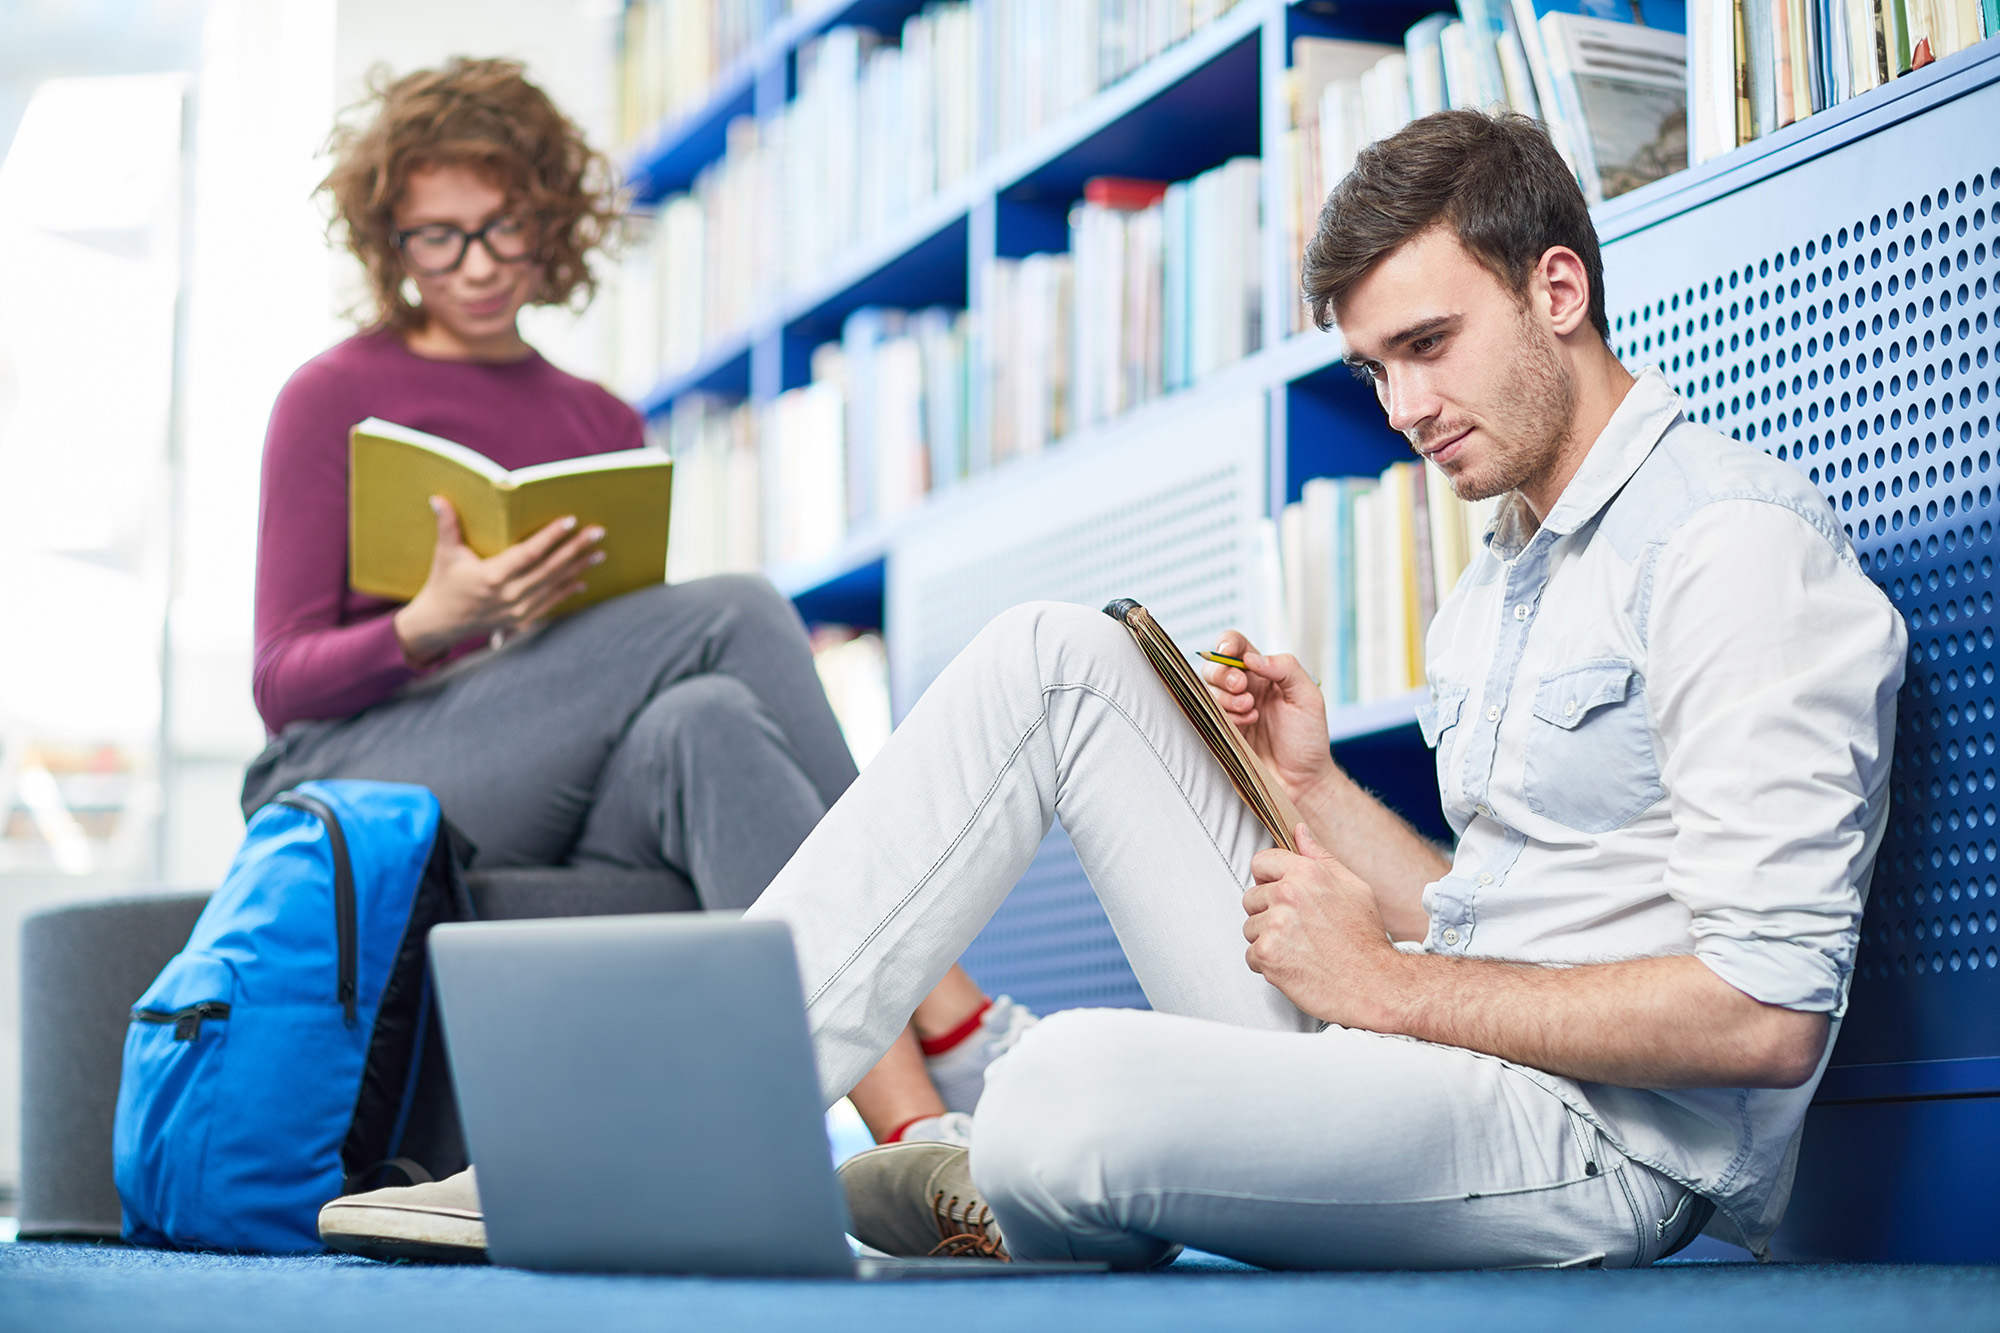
[1295,765,1451,942]
[1366,951,1830,1089]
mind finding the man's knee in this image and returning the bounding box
[971,1008,1162,1215]
[966,601,1135,677]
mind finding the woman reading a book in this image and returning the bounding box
[243,59,1027,1240]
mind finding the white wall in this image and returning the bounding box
[161,0,344,889]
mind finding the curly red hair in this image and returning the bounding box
[320,56,621,330]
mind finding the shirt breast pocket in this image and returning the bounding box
[1523,659,1665,833]
[1416,684,1468,750]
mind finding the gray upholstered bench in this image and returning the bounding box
[17,865,698,1240]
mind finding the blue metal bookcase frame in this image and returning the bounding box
[623,0,2000,1262]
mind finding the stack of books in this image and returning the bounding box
[760,306,971,566]
[990,0,1246,152]
[660,394,762,585]
[989,159,1265,455]
[625,7,980,382]
[1272,465,1499,706]
[615,0,787,146]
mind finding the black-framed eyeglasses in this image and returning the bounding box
[393,215,536,276]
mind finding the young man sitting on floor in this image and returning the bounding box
[749,109,1904,1268]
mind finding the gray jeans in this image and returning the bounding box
[241,576,858,909]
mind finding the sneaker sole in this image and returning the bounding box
[319,1203,488,1265]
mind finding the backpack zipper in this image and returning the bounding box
[274,790,359,1028]
[134,1001,232,1042]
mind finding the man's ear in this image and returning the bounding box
[1538,245,1594,339]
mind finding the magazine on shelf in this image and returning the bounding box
[1539,14,1689,202]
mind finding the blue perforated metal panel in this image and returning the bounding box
[1601,85,2000,1081]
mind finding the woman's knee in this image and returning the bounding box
[681,572,800,634]
[625,673,776,760]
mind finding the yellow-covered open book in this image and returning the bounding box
[348,417,675,615]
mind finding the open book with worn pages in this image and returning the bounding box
[1102,599,1307,854]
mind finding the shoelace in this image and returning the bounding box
[927,1190,1010,1261]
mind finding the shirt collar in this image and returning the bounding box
[1484,366,1683,560]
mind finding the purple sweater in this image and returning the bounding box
[253,330,643,734]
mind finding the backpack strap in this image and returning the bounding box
[272,790,359,1027]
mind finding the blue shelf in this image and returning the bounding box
[1815,1056,2000,1103]
[778,207,970,352]
[634,336,752,416]
[1287,0,1459,42]
[995,6,1265,206]
[622,0,944,204]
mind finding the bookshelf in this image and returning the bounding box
[618,0,1441,662]
[615,12,2000,1257]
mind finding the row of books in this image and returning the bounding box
[615,0,788,147]
[1267,465,1498,706]
[660,393,763,586]
[663,308,969,574]
[990,0,1246,152]
[1689,0,1994,162]
[989,159,1266,459]
[762,306,973,563]
[615,7,980,387]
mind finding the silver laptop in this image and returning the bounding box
[428,913,1103,1278]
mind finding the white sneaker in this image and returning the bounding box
[318,1166,486,1263]
[924,995,1039,1114]
[895,1111,975,1146]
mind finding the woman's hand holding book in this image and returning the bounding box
[391,496,605,664]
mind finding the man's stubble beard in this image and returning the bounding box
[1429,312,1578,505]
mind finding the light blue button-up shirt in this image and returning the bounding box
[1417,367,1906,1255]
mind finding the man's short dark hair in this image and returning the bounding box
[1302,110,1609,341]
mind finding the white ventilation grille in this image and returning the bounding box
[886,392,1267,1011]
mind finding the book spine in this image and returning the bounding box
[1408,464,1438,663]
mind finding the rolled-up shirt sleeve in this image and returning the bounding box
[1646,499,1906,1014]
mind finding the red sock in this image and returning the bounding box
[883,1114,937,1143]
[918,1000,992,1059]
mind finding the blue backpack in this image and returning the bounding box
[114,779,472,1253]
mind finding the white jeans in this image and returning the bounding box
[745,603,1702,1269]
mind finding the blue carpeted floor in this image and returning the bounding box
[3,1242,1996,1332]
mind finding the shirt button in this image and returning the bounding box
[1442,928,1461,946]
[1514,604,1530,621]
[1478,872,1494,885]
[1476,804,1493,818]
[1564,700,1578,717]
[1485,705,1501,721]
